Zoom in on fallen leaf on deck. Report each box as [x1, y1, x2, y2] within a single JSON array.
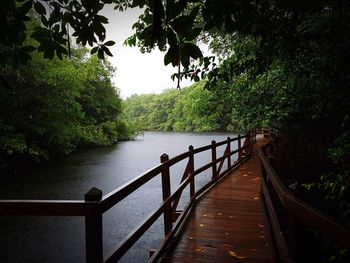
[[252, 177, 260, 181], [195, 247, 206, 253], [228, 250, 246, 259], [251, 248, 258, 252], [217, 212, 223, 215], [253, 197, 259, 200], [258, 224, 264, 228], [199, 224, 204, 227], [202, 214, 207, 217], [242, 174, 248, 177]]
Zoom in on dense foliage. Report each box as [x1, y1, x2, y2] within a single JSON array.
[[200, 3, 350, 221], [0, 47, 137, 172], [123, 81, 233, 132]]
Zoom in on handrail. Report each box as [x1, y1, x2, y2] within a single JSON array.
[[100, 164, 164, 212], [0, 132, 255, 263], [259, 143, 350, 254], [260, 176, 293, 263], [0, 200, 91, 216]]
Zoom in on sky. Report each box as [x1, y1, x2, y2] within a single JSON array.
[[101, 7, 194, 98]]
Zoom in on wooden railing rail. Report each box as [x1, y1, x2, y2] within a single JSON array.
[[259, 142, 350, 262], [0, 200, 90, 216], [0, 132, 255, 263]]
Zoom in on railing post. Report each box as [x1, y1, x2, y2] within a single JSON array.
[[227, 137, 231, 169], [189, 145, 195, 198], [211, 140, 217, 180], [253, 129, 257, 142], [84, 187, 103, 263], [247, 131, 251, 153], [161, 153, 172, 237], [238, 134, 242, 160]]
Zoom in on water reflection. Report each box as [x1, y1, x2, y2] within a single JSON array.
[[0, 132, 237, 263]]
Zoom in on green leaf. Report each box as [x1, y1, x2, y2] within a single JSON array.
[[104, 40, 115, 46], [168, 0, 187, 19], [57, 44, 68, 55], [188, 6, 200, 20], [139, 25, 152, 41], [91, 46, 98, 54], [184, 27, 202, 41], [164, 45, 179, 66], [124, 35, 136, 47], [56, 49, 63, 60], [102, 45, 113, 57], [166, 28, 177, 46], [170, 15, 192, 36], [43, 48, 54, 60], [96, 15, 108, 24], [41, 15, 49, 27], [184, 43, 202, 59], [34, 1, 46, 15], [130, 0, 145, 8], [180, 47, 190, 68], [31, 27, 51, 42], [97, 48, 104, 59]]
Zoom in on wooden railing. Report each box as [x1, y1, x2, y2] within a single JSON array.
[[262, 128, 276, 140], [259, 142, 350, 263], [0, 132, 255, 263]]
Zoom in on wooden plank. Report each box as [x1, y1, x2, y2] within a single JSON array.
[[163, 135, 273, 263]]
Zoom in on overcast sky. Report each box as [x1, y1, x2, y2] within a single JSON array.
[[101, 7, 194, 98]]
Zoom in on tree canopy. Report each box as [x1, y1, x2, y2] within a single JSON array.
[[1, 1, 350, 260], [1, 43, 138, 172], [123, 81, 233, 132]]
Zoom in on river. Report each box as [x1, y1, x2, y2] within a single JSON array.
[[0, 131, 238, 263]]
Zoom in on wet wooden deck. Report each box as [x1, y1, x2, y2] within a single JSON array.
[[163, 135, 273, 263]]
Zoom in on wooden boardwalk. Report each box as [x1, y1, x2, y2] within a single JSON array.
[[163, 135, 273, 263]]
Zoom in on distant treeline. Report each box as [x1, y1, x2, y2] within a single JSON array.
[[0, 47, 138, 171], [123, 81, 234, 132]]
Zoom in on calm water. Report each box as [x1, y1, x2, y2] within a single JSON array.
[[0, 132, 238, 263]]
